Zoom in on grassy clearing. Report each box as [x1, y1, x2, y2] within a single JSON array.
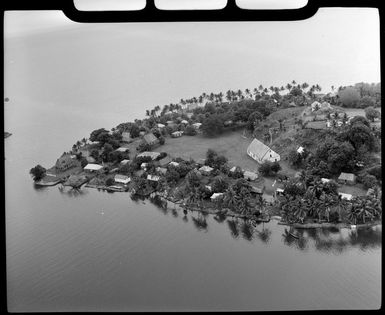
[[156, 130, 298, 198], [338, 183, 367, 196], [267, 106, 304, 122], [156, 131, 263, 173], [332, 106, 382, 118]]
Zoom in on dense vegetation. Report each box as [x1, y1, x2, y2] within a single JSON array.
[[279, 174, 382, 225]]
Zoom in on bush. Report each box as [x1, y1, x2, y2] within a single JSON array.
[[165, 168, 180, 185], [361, 174, 377, 189], [184, 125, 197, 136], [29, 164, 46, 181], [364, 106, 380, 122], [211, 176, 229, 193], [366, 164, 382, 180], [105, 177, 115, 186], [156, 152, 167, 160], [359, 96, 376, 108], [338, 87, 360, 107], [231, 166, 244, 179], [258, 161, 281, 177], [159, 136, 165, 145], [270, 161, 281, 173], [137, 142, 151, 152], [80, 157, 88, 168]]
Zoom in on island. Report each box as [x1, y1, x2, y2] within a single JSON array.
[[29, 81, 382, 228]]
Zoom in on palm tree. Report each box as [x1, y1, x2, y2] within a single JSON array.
[[346, 203, 358, 225], [294, 204, 307, 223], [286, 83, 292, 91], [224, 187, 238, 211], [308, 180, 324, 199], [334, 194, 347, 221], [292, 80, 297, 85], [301, 82, 309, 90]]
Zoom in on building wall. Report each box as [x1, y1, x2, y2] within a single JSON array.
[[247, 148, 280, 163], [262, 149, 280, 163]]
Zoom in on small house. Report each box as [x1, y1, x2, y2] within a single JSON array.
[[137, 151, 161, 160], [186, 113, 193, 119], [120, 159, 130, 165], [247, 138, 280, 163], [297, 146, 304, 154], [169, 161, 180, 167], [157, 123, 165, 129], [55, 154, 76, 171], [275, 188, 285, 198], [199, 165, 214, 175], [192, 122, 202, 129], [158, 155, 172, 167], [166, 121, 176, 128], [156, 167, 167, 175], [321, 178, 330, 184], [180, 120, 189, 124], [243, 170, 258, 181], [326, 121, 331, 128], [171, 131, 183, 138], [366, 188, 374, 196], [210, 193, 224, 201], [294, 171, 302, 178], [205, 185, 212, 191], [320, 101, 332, 110], [224, 120, 233, 126], [147, 174, 160, 182], [84, 163, 103, 172], [304, 121, 327, 130], [141, 162, 148, 169], [143, 132, 159, 146], [116, 147, 129, 153], [197, 158, 206, 166], [139, 131, 146, 136], [187, 103, 198, 111], [338, 172, 356, 185], [121, 131, 131, 142], [229, 166, 237, 173], [250, 185, 265, 195], [310, 101, 322, 112], [338, 192, 353, 201], [114, 174, 131, 185]]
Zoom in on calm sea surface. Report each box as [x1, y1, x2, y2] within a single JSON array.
[[4, 24, 381, 311]]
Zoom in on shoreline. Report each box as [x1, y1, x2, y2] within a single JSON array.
[[277, 220, 382, 229]]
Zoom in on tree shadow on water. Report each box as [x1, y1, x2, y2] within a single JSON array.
[[227, 219, 239, 239], [213, 212, 227, 224], [240, 220, 254, 241], [191, 214, 208, 232]]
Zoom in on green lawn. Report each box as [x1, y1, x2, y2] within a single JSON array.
[[332, 106, 382, 118], [337, 183, 367, 196], [156, 131, 263, 173]]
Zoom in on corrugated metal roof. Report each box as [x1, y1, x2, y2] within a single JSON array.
[[247, 138, 274, 161], [338, 172, 356, 181], [84, 164, 103, 170], [143, 133, 158, 144]]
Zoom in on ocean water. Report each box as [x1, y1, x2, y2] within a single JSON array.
[[4, 23, 381, 312]]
